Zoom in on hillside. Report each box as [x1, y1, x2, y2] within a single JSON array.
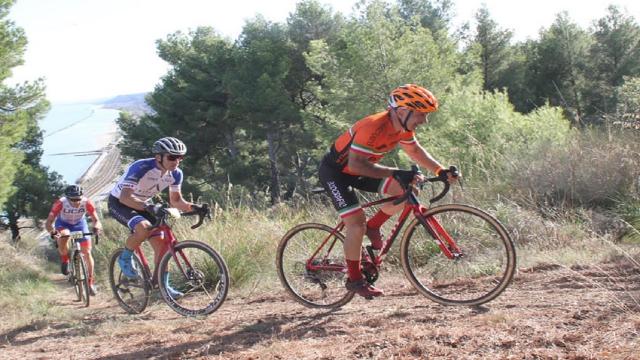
[[1, 260, 638, 359], [101, 93, 153, 117]]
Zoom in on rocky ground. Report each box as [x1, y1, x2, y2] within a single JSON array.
[[1, 260, 639, 359]]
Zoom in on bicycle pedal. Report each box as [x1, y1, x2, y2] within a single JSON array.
[[364, 295, 374, 300]]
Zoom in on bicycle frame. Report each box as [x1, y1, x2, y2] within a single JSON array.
[[279, 166, 517, 308], [59, 231, 94, 306], [110, 202, 229, 316], [62, 232, 93, 263], [306, 181, 463, 274], [66, 237, 84, 256], [133, 217, 199, 286]]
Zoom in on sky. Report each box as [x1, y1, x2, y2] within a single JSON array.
[[7, 0, 640, 104]]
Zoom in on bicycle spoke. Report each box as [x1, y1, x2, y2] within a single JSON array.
[[71, 265, 81, 302], [277, 223, 354, 308], [159, 241, 229, 317], [75, 253, 90, 307], [109, 248, 151, 314], [402, 204, 516, 306]]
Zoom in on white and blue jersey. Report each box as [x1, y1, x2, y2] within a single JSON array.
[[49, 197, 97, 242], [108, 158, 183, 231], [110, 158, 183, 201]]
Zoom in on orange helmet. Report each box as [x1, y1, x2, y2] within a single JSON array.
[[388, 84, 438, 113]]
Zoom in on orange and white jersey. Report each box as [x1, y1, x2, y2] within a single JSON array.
[[49, 197, 97, 225], [325, 111, 417, 175]]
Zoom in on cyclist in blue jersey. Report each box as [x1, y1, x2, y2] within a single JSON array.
[[108, 137, 206, 299]]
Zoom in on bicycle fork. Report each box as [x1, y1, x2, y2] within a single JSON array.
[[416, 208, 463, 260], [72, 242, 85, 281], [160, 231, 198, 284]]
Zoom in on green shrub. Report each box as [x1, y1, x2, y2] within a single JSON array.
[[614, 199, 640, 244], [421, 88, 571, 179]]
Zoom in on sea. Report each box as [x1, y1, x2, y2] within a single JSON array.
[[39, 103, 120, 184]]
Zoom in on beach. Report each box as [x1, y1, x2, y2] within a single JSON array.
[[40, 103, 121, 184], [76, 133, 124, 202]]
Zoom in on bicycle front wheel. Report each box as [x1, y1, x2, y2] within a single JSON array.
[[69, 254, 81, 302], [158, 241, 229, 317], [400, 204, 516, 306], [276, 223, 354, 309], [108, 248, 152, 314], [74, 252, 90, 307]]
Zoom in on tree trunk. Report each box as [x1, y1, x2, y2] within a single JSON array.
[[7, 213, 21, 242], [266, 131, 281, 204], [283, 181, 296, 200], [225, 131, 239, 159], [570, 84, 584, 127], [294, 151, 310, 194]]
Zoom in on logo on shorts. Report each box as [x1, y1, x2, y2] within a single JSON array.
[[327, 181, 347, 208]]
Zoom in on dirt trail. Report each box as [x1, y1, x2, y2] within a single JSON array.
[[1, 261, 639, 359]]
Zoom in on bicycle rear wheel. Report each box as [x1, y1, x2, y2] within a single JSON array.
[[108, 248, 152, 314], [400, 204, 516, 306], [74, 252, 90, 307], [158, 241, 229, 317], [276, 223, 354, 309]]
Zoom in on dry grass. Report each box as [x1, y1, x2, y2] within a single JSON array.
[[91, 179, 638, 299], [504, 129, 640, 209], [0, 235, 66, 333], [94, 200, 339, 295]]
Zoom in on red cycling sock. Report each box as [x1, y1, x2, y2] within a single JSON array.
[[367, 210, 392, 229], [346, 259, 363, 281], [61, 254, 69, 263]]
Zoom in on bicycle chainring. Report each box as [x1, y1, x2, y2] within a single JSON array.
[[361, 260, 379, 284]]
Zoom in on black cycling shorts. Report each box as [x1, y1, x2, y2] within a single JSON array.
[[108, 195, 156, 231], [318, 158, 393, 218]]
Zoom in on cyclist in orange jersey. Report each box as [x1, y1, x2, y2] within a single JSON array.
[[318, 84, 459, 298]]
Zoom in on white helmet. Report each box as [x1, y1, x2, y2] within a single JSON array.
[[152, 137, 187, 155]]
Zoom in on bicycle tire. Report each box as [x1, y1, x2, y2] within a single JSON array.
[[74, 252, 90, 307], [108, 248, 152, 314], [157, 241, 229, 317], [69, 254, 81, 302], [400, 204, 516, 306], [276, 223, 355, 309]]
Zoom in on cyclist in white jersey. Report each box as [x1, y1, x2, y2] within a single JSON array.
[[45, 185, 102, 295], [108, 137, 206, 299]]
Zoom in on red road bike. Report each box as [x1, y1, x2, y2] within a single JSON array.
[[277, 166, 516, 308], [108, 204, 229, 317]]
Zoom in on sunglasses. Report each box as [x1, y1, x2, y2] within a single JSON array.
[[69, 198, 82, 202], [166, 155, 184, 161]]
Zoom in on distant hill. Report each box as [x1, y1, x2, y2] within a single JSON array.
[[101, 93, 153, 117]]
